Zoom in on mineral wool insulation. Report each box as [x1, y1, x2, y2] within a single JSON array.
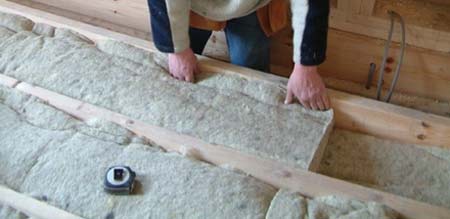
[[321, 129, 450, 209], [0, 12, 333, 170], [0, 12, 401, 219], [0, 86, 277, 218], [0, 85, 397, 219]]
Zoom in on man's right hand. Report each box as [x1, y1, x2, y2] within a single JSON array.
[[168, 48, 199, 82]]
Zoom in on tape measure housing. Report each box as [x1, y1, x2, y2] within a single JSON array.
[[104, 166, 136, 195]]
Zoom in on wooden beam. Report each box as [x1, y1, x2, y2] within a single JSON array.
[[337, 0, 351, 12], [323, 29, 450, 102], [427, 0, 450, 5], [1, 74, 449, 219], [0, 185, 84, 219], [330, 9, 450, 53], [1, 0, 450, 149], [330, 89, 450, 148], [360, 0, 376, 16], [337, 0, 369, 16], [270, 27, 450, 102], [25, 0, 149, 31]]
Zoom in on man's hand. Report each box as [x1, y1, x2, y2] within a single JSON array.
[[285, 64, 330, 110], [168, 48, 199, 82]]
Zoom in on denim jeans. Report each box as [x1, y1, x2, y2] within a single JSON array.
[[189, 12, 270, 72]]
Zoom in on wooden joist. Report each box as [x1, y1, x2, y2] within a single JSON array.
[[330, 89, 450, 148], [337, 0, 375, 15], [0, 185, 84, 219], [27, 0, 149, 31], [331, 0, 450, 53], [427, 0, 450, 5], [360, 0, 376, 16], [323, 29, 450, 102], [270, 27, 450, 103], [330, 11, 450, 53], [1, 73, 450, 219]]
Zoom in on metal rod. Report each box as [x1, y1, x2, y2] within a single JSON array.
[[376, 10, 406, 103], [376, 11, 395, 100], [385, 11, 406, 102], [366, 63, 376, 89]]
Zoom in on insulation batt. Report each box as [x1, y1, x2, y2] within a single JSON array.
[[0, 86, 277, 218], [0, 12, 398, 219], [320, 129, 450, 209], [0, 12, 333, 170], [0, 83, 396, 219]]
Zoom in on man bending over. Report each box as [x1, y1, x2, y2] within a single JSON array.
[[147, 0, 330, 110]]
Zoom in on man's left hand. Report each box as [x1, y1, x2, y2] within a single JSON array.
[[285, 64, 330, 110]]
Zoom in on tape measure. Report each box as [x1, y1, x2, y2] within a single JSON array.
[[104, 165, 136, 195]]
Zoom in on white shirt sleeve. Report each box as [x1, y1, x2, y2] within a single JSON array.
[[165, 0, 191, 53]]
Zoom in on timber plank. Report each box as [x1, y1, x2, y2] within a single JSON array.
[[0, 185, 85, 219], [330, 9, 450, 53], [330, 89, 450, 148], [28, 0, 149, 31]]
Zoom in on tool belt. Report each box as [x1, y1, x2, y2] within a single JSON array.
[[189, 0, 289, 37]]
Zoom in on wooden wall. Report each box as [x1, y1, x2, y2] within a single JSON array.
[[8, 0, 450, 102]]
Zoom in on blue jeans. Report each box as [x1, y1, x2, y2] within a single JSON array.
[[189, 12, 270, 72]]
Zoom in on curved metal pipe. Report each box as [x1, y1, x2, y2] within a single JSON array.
[[376, 10, 406, 102], [385, 11, 406, 102], [376, 11, 395, 100]]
